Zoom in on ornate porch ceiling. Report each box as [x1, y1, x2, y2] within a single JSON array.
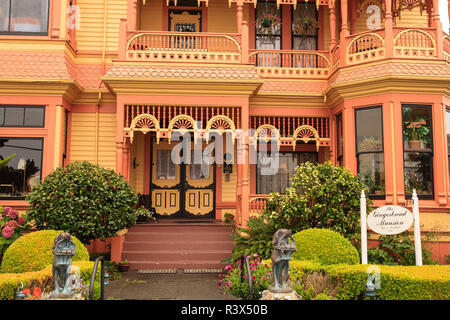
[[102, 64, 263, 96]]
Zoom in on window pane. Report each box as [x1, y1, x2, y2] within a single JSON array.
[[10, 0, 48, 33], [24, 107, 44, 127], [0, 138, 43, 198], [0, 107, 4, 125], [257, 152, 317, 194], [4, 107, 24, 126], [255, 2, 281, 36], [336, 113, 343, 162], [0, 0, 10, 32], [292, 37, 317, 50], [156, 150, 176, 180], [356, 107, 383, 153], [402, 105, 432, 151], [292, 2, 318, 37], [404, 152, 433, 196], [447, 109, 450, 179], [358, 153, 385, 195]]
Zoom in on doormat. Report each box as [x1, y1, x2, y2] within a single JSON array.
[[183, 269, 223, 274], [137, 269, 177, 274], [174, 220, 214, 224]]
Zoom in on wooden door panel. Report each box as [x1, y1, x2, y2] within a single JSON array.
[[152, 190, 180, 216], [185, 190, 214, 216]]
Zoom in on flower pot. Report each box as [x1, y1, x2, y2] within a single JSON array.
[[408, 140, 422, 150], [118, 264, 129, 272]]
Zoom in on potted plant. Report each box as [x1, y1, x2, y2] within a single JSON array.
[[119, 259, 129, 272], [403, 108, 431, 150], [223, 212, 234, 223], [135, 206, 157, 224], [293, 15, 319, 36], [255, 11, 282, 39]]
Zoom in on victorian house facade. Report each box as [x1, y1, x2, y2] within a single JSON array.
[[0, 0, 448, 266]]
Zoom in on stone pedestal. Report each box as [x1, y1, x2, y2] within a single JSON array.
[[260, 288, 302, 300]]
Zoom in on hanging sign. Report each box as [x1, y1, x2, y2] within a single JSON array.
[[367, 205, 413, 235]]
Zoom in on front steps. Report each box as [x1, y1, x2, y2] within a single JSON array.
[[122, 220, 235, 271]]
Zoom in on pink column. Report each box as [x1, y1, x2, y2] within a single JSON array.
[[432, 0, 443, 58], [236, 0, 244, 34], [329, 1, 337, 49], [339, 0, 349, 67], [384, 0, 394, 58], [127, 0, 138, 30]]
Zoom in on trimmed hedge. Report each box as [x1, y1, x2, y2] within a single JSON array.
[[288, 260, 450, 300], [0, 260, 98, 300], [0, 230, 89, 274], [292, 228, 360, 265]]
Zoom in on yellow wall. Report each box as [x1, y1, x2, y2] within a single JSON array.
[[354, 2, 386, 34], [70, 112, 116, 170], [129, 133, 145, 193], [208, 0, 238, 33], [139, 0, 164, 31], [395, 6, 429, 28], [76, 0, 127, 52]]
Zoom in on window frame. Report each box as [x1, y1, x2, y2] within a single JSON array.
[[336, 113, 343, 166], [254, 1, 283, 50], [0, 105, 45, 128], [354, 105, 385, 200], [0, 0, 50, 36], [291, 2, 318, 51], [0, 136, 44, 200], [255, 150, 318, 195], [401, 104, 434, 200]]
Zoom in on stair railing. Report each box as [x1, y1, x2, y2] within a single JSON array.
[[240, 254, 254, 300], [89, 256, 106, 300]]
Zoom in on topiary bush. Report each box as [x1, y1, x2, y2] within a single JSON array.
[[0, 230, 89, 274], [26, 161, 139, 244], [292, 228, 360, 265]]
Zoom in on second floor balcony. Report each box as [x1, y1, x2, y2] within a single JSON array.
[[116, 0, 449, 80]]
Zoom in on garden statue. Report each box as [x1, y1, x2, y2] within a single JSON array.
[[50, 232, 77, 299], [261, 229, 301, 300]]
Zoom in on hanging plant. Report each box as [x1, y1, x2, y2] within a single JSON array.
[[293, 15, 319, 36], [255, 10, 282, 39]]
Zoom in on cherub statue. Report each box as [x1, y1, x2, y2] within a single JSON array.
[[51, 232, 77, 298], [270, 229, 297, 291]]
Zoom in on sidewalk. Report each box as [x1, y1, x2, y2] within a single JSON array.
[[104, 270, 239, 300]]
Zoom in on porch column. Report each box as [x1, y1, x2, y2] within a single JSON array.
[[127, 0, 138, 30], [431, 0, 443, 59], [329, 1, 337, 49], [240, 100, 250, 228], [384, 0, 394, 58], [123, 141, 131, 182], [339, 0, 349, 66], [116, 102, 125, 176], [236, 0, 244, 34]]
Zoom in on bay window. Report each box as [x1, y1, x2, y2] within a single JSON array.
[[0, 0, 49, 34], [257, 151, 317, 194], [402, 105, 433, 198], [0, 138, 43, 199], [355, 106, 385, 198]]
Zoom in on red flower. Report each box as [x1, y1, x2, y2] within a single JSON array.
[[1, 226, 14, 239], [8, 209, 18, 219], [23, 289, 31, 296], [17, 216, 26, 225], [1, 207, 11, 216], [32, 288, 42, 297], [6, 220, 18, 229]]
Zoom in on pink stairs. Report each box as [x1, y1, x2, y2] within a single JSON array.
[[122, 220, 235, 271]]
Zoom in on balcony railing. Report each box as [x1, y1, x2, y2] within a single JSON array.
[[393, 27, 436, 58], [125, 31, 242, 63], [249, 194, 270, 216], [248, 50, 330, 79], [346, 29, 385, 65]]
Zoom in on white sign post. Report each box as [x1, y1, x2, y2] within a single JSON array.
[[361, 190, 368, 265], [412, 190, 423, 266], [360, 189, 422, 265]]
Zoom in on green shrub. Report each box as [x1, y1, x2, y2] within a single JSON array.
[[264, 161, 370, 239], [292, 228, 360, 265], [0, 230, 89, 274], [231, 162, 369, 261], [0, 260, 98, 300], [288, 260, 450, 300], [26, 161, 139, 244]]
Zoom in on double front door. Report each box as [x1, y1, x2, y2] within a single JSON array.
[[151, 140, 215, 219]]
